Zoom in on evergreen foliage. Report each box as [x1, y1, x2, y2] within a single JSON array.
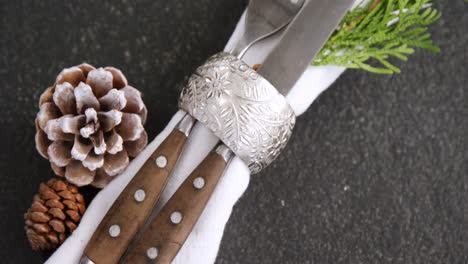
[[313, 0, 441, 74]]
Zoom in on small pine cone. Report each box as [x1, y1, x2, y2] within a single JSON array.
[[35, 63, 148, 188], [24, 179, 86, 251]]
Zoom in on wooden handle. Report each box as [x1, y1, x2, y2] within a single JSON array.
[[83, 128, 188, 264], [123, 145, 232, 264]]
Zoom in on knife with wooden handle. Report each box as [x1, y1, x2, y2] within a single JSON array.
[[123, 145, 232, 263], [123, 0, 355, 263], [80, 114, 194, 264]]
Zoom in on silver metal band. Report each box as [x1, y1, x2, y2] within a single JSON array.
[[179, 52, 295, 173], [79, 255, 96, 264], [215, 144, 234, 163], [176, 112, 196, 137]]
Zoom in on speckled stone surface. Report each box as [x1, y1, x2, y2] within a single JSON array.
[[1, 1, 466, 263]]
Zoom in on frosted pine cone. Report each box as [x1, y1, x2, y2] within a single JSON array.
[[24, 179, 86, 251], [35, 63, 148, 188]]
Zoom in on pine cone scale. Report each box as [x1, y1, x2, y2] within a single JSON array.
[[86, 68, 113, 97], [39, 86, 55, 107], [47, 232, 59, 244], [74, 82, 100, 114], [63, 200, 78, 211], [124, 130, 148, 158], [83, 153, 104, 171], [47, 141, 73, 168], [35, 129, 51, 159], [33, 223, 50, 234], [65, 160, 95, 187], [37, 102, 61, 130], [31, 201, 48, 212], [44, 119, 74, 141], [99, 110, 123, 132], [105, 129, 124, 154], [121, 86, 145, 113], [104, 67, 128, 89], [89, 130, 106, 155], [39, 184, 60, 200], [99, 89, 127, 111], [58, 190, 74, 200], [51, 163, 65, 177], [102, 150, 129, 176], [71, 135, 93, 161], [65, 221, 77, 233], [116, 113, 144, 141], [49, 219, 66, 233], [66, 210, 81, 222], [30, 211, 51, 222], [56, 67, 86, 87], [45, 199, 64, 209], [60, 115, 86, 135], [49, 207, 66, 220], [53, 82, 77, 115]]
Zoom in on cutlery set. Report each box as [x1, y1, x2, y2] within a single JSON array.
[[80, 1, 354, 263]]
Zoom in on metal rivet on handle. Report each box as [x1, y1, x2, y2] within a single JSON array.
[[134, 189, 146, 202], [193, 177, 205, 190], [108, 225, 120, 238], [146, 247, 158, 260], [170, 211, 183, 224], [155, 155, 167, 168]]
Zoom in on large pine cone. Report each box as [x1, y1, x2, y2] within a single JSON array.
[[35, 63, 148, 188], [24, 179, 86, 251]]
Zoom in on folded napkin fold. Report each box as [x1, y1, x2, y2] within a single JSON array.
[[46, 5, 352, 264]]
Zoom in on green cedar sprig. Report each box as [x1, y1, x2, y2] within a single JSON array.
[[312, 0, 441, 74]]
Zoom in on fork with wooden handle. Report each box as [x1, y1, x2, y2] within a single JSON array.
[[81, 114, 194, 264]]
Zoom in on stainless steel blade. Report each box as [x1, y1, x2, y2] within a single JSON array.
[[257, 0, 354, 96]]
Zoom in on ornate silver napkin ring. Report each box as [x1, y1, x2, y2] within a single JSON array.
[[179, 52, 295, 173]]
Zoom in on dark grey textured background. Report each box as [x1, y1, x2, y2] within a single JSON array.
[[1, 1, 466, 263]]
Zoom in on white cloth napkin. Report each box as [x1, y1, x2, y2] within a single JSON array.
[[46, 4, 356, 263]]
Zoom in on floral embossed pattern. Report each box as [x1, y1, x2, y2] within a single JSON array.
[[179, 53, 295, 173]]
